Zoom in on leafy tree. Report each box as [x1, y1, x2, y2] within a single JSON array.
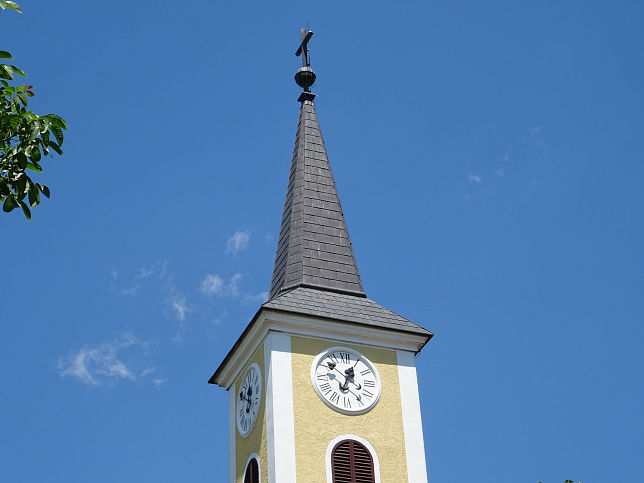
[[1, 1, 67, 219]]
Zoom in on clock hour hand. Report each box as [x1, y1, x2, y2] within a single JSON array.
[[327, 363, 362, 391], [342, 366, 362, 390]]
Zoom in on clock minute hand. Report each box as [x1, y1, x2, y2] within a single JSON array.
[[328, 364, 362, 390], [342, 366, 362, 390]]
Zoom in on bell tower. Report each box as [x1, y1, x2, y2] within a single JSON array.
[[209, 29, 433, 483]]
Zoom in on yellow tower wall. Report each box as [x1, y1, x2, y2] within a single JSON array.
[[290, 336, 409, 482]]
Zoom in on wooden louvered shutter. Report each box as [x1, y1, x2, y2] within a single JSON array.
[[331, 439, 375, 483], [244, 457, 259, 483]]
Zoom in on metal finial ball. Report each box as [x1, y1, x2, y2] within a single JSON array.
[[295, 67, 316, 89]]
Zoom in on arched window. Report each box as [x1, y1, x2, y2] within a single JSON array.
[[243, 456, 259, 483], [331, 439, 375, 483]]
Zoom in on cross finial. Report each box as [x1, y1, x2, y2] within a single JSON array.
[[294, 28, 316, 99], [295, 28, 314, 67]]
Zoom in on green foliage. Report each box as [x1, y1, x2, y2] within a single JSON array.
[[1, 0, 66, 219], [0, 1, 21, 14], [0, 51, 66, 219]]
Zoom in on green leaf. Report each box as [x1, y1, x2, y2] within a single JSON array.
[[37, 184, 50, 198], [19, 200, 31, 220], [51, 125, 64, 145], [2, 195, 17, 212], [16, 152, 28, 169], [26, 161, 42, 173], [0, 64, 14, 80], [28, 182, 39, 207], [0, 1, 22, 13], [9, 64, 25, 77], [28, 146, 41, 162], [45, 114, 67, 129], [47, 141, 62, 155], [0, 51, 12, 59], [17, 90, 27, 106]]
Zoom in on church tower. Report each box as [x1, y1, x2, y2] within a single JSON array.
[[209, 30, 433, 483]]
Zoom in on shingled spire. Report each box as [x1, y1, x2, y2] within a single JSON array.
[[269, 31, 365, 300]]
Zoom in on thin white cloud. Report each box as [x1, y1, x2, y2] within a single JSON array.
[[113, 260, 169, 296], [169, 293, 189, 321], [200, 273, 244, 297], [120, 285, 139, 296], [529, 125, 548, 154], [245, 291, 269, 303], [226, 231, 250, 255], [493, 168, 505, 176], [200, 274, 224, 296], [57, 332, 154, 386], [134, 267, 155, 280], [152, 378, 167, 389], [228, 273, 243, 297], [469, 174, 482, 184]]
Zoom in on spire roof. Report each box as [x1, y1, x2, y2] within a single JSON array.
[[269, 96, 365, 300]]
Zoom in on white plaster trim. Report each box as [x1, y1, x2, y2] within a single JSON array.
[[264, 341, 274, 483], [215, 310, 428, 389], [397, 350, 428, 483], [242, 453, 262, 483], [264, 333, 296, 483], [325, 434, 381, 483], [228, 382, 236, 483]]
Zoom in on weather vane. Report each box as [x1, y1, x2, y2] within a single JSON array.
[[294, 28, 316, 95]]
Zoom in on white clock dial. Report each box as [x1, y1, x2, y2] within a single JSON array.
[[236, 363, 262, 437], [311, 347, 381, 415]]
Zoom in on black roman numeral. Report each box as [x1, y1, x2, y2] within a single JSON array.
[[363, 389, 374, 399], [329, 391, 339, 404], [360, 369, 371, 376], [363, 379, 375, 388], [339, 352, 350, 364], [328, 353, 339, 363], [320, 383, 332, 395], [317, 373, 328, 381], [343, 397, 351, 409]]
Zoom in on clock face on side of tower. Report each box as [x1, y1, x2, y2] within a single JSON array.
[[311, 347, 382, 415], [236, 363, 262, 437]]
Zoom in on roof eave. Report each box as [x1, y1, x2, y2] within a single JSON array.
[[209, 303, 433, 388]]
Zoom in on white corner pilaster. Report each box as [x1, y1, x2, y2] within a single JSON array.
[[228, 382, 237, 483], [264, 332, 296, 483], [397, 350, 428, 483]]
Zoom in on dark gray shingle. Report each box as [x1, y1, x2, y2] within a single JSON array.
[[269, 99, 365, 299], [263, 287, 432, 337]]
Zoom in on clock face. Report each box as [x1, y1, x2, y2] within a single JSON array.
[[311, 347, 381, 415], [236, 363, 262, 437]]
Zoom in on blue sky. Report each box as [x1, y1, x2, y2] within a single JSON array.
[[2, 1, 643, 482]]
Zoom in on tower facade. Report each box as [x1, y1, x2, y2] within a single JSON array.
[[209, 30, 433, 483]]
